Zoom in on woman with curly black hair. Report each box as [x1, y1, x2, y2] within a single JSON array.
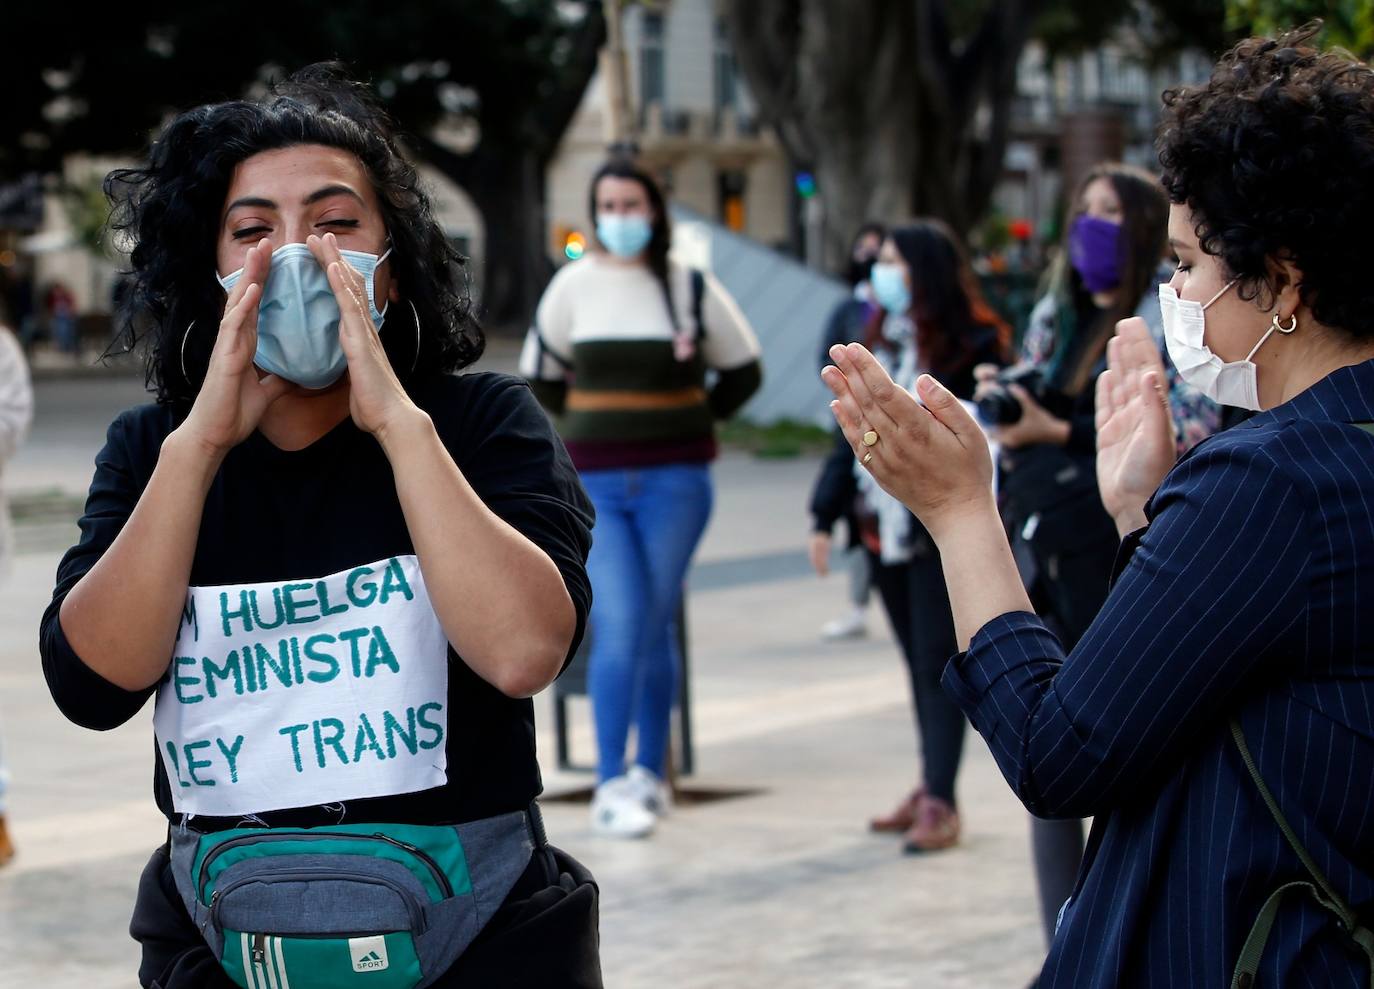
[[39, 65, 601, 989], [822, 24, 1374, 987], [978, 161, 1221, 954]]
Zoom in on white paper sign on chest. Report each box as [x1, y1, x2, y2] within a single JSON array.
[[152, 555, 450, 817]]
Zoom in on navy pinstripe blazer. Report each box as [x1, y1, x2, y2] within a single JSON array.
[[944, 359, 1374, 987]]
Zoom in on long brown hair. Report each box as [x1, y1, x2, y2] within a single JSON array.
[[1056, 162, 1169, 394], [865, 219, 1009, 381]]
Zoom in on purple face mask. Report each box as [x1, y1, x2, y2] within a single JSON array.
[[1069, 214, 1123, 294]]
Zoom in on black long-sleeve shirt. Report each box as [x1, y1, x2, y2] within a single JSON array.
[[40, 372, 593, 832]]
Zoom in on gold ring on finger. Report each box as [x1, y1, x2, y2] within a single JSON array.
[[862, 451, 874, 465], [862, 430, 879, 447]]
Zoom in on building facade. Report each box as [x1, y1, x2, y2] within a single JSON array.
[[990, 39, 1215, 248], [545, 0, 792, 263]]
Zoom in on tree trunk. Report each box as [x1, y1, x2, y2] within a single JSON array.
[[407, 3, 605, 331], [469, 150, 548, 330], [410, 134, 549, 330], [728, 0, 1041, 269], [729, 0, 918, 274]]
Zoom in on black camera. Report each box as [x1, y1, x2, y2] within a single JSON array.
[[976, 366, 1045, 425]]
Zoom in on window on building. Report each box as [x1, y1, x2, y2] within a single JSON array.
[[714, 18, 738, 112], [718, 170, 747, 232], [640, 11, 665, 108], [1098, 48, 1147, 103]]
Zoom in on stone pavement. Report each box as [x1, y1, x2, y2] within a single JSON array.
[[0, 370, 1046, 988]]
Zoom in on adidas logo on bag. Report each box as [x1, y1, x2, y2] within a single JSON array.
[[349, 936, 391, 973]]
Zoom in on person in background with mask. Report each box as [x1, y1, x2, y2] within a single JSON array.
[[521, 157, 761, 840], [811, 222, 885, 641], [818, 221, 1006, 852], [973, 162, 1219, 952], [824, 26, 1374, 985], [41, 66, 602, 988]]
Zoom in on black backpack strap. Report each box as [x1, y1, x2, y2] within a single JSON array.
[[659, 268, 707, 337], [533, 326, 571, 372], [1229, 719, 1374, 987], [690, 269, 706, 341]]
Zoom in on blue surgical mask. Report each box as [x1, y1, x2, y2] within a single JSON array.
[[217, 242, 392, 390], [870, 262, 911, 315], [596, 214, 654, 258]]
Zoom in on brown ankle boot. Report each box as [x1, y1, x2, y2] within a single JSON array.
[[870, 786, 925, 833], [0, 815, 14, 867], [902, 795, 960, 852]]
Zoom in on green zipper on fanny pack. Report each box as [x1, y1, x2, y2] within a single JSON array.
[[194, 823, 470, 906]]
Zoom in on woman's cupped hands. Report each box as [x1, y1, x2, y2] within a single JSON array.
[[821, 343, 995, 541]]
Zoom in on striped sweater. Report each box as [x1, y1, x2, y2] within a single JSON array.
[[519, 253, 762, 470]]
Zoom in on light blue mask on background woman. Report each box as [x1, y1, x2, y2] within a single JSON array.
[[870, 262, 912, 315], [217, 242, 391, 390], [596, 214, 654, 258]]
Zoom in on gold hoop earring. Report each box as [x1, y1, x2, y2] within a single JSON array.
[[1272, 312, 1298, 334]]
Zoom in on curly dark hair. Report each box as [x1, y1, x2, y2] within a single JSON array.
[[105, 63, 483, 406], [1157, 23, 1374, 340]]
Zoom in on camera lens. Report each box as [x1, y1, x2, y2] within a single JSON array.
[[976, 388, 1024, 425]]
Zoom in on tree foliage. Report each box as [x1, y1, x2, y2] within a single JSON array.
[[1226, 0, 1374, 56], [1, 1, 606, 324], [726, 0, 1233, 272]]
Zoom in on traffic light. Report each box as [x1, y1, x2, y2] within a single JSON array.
[[564, 230, 587, 260], [555, 226, 588, 261]]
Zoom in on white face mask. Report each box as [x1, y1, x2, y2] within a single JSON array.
[[1158, 280, 1288, 410]]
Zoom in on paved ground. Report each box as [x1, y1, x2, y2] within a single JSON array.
[[0, 364, 1046, 988]]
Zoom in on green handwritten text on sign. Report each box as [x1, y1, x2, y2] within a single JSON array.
[[153, 556, 450, 816]]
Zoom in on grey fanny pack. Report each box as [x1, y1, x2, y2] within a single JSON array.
[[167, 809, 535, 989]]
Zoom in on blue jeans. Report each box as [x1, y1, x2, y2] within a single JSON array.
[[581, 463, 713, 783]]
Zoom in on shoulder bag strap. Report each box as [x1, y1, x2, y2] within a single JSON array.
[[690, 269, 706, 341], [1229, 719, 1374, 988]]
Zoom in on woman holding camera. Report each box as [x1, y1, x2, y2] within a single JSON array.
[[815, 220, 1006, 852], [826, 26, 1374, 984], [974, 162, 1219, 946]]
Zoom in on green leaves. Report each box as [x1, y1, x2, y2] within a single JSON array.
[[0, 1, 604, 180], [1226, 0, 1374, 57]]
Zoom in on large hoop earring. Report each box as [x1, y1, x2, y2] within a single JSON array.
[[180, 321, 195, 383], [407, 300, 421, 375], [1272, 312, 1298, 334]]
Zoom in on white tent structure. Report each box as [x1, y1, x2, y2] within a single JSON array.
[[671, 206, 848, 427]]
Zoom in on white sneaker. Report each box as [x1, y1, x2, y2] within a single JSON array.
[[590, 776, 657, 838], [627, 765, 674, 816], [821, 608, 868, 641]]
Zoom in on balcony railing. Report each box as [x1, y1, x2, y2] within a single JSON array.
[[640, 101, 763, 143]]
